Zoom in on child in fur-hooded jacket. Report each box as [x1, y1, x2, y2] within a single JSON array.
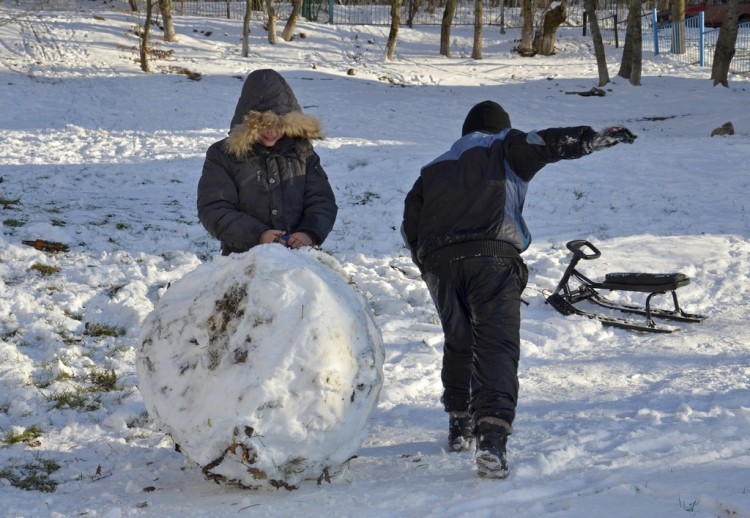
[[197, 69, 338, 255]]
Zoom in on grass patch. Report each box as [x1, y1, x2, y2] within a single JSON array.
[[0, 457, 61, 492], [54, 371, 73, 383], [63, 310, 83, 321], [164, 65, 202, 80], [84, 322, 126, 338], [4, 426, 43, 445], [88, 368, 118, 392], [30, 263, 60, 276], [22, 239, 69, 253], [3, 218, 26, 228], [0, 196, 20, 209], [32, 369, 73, 390], [58, 330, 81, 345], [46, 388, 102, 411]]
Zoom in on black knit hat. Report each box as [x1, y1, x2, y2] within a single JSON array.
[[461, 100, 512, 136]]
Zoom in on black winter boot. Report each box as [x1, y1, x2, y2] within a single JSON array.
[[448, 411, 474, 452], [474, 418, 511, 479]]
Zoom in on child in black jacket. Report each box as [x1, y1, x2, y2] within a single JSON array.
[[402, 100, 636, 479]]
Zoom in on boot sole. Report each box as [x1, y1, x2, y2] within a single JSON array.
[[476, 452, 509, 479]]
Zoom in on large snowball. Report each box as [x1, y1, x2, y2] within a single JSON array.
[[136, 246, 384, 489]]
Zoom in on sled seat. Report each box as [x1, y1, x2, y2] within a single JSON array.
[[601, 272, 690, 293]]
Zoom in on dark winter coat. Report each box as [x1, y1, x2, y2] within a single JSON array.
[[197, 69, 337, 255], [402, 126, 598, 270]]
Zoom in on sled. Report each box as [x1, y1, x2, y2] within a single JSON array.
[[546, 240, 707, 333]]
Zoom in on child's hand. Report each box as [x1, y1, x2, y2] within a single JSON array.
[[286, 232, 313, 249], [602, 126, 637, 144], [260, 229, 287, 244], [588, 126, 637, 152]]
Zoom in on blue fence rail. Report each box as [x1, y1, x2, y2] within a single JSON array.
[[595, 8, 750, 76]]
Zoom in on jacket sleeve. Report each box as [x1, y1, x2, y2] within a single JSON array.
[[502, 126, 598, 181], [197, 143, 268, 253], [402, 176, 424, 270], [295, 151, 338, 246]]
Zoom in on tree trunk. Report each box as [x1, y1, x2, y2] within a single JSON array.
[[711, 0, 739, 86], [617, 3, 637, 79], [407, 0, 422, 27], [140, 0, 153, 72], [518, 0, 534, 56], [282, 0, 303, 41], [159, 0, 176, 42], [628, 0, 642, 86], [266, 0, 277, 44], [128, 0, 138, 11], [440, 0, 458, 57], [670, 0, 685, 54], [584, 0, 610, 86], [498, 0, 506, 34], [386, 0, 402, 61], [242, 0, 252, 57], [471, 0, 483, 59], [533, 0, 566, 56]]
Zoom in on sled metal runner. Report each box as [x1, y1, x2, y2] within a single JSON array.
[[546, 240, 707, 333]]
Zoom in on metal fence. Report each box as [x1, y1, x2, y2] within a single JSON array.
[[168, 0, 586, 27], [595, 9, 750, 75], [9, 0, 748, 75], [173, 0, 748, 75]]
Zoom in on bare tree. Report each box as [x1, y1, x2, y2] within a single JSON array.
[[472, 0, 483, 59], [533, 0, 567, 56], [711, 0, 739, 86], [670, 0, 686, 53], [282, 0, 304, 41], [439, 0, 458, 57], [628, 0, 642, 86], [584, 0, 610, 86], [498, 0, 506, 34], [618, 10, 634, 78], [140, 0, 154, 72], [407, 0, 422, 27], [159, 0, 176, 42], [266, 0, 278, 44], [386, 0, 402, 61], [617, 0, 642, 85], [517, 0, 534, 56], [128, 0, 138, 11], [242, 0, 252, 57]]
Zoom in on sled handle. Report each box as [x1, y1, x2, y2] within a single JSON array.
[[566, 240, 601, 260]]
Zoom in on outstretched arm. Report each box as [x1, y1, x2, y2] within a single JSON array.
[[503, 126, 637, 180]]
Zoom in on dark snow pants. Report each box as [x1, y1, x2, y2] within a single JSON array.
[[423, 255, 528, 427]]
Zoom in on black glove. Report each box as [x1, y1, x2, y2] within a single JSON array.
[[588, 126, 637, 151]]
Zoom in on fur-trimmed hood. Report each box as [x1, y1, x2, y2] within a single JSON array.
[[224, 69, 323, 157], [225, 109, 323, 158]]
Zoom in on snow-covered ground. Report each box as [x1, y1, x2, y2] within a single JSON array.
[[1, 3, 749, 516]]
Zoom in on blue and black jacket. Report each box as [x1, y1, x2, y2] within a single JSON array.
[[402, 126, 598, 270]]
